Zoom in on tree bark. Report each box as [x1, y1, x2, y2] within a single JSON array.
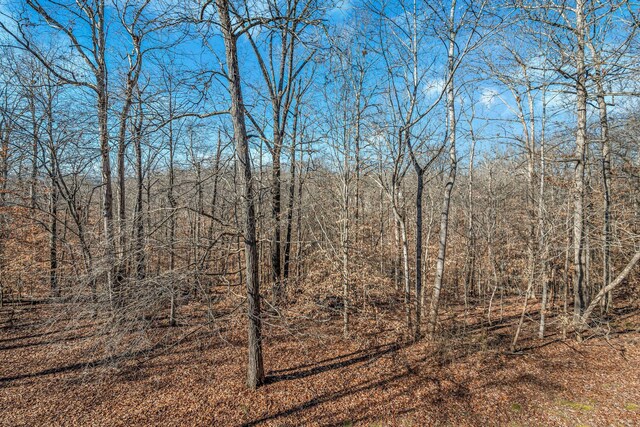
[[341, 112, 350, 337], [428, 3, 457, 337], [133, 98, 145, 281], [46, 91, 59, 297], [93, 0, 117, 307], [0, 117, 8, 306], [167, 87, 177, 327], [588, 54, 612, 313], [283, 97, 300, 292], [271, 136, 283, 303], [414, 168, 424, 340], [572, 0, 588, 320], [98, 77, 116, 306], [465, 124, 477, 299], [538, 86, 549, 338], [29, 96, 39, 212], [215, 0, 265, 389]]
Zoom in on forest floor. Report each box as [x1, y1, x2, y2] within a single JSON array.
[[1, 294, 640, 427]]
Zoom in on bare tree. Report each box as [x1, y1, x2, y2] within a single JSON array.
[[205, 0, 265, 389], [427, 0, 489, 337], [242, 0, 317, 305], [2, 0, 118, 304]]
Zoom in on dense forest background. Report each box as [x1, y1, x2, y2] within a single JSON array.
[[0, 0, 640, 424]]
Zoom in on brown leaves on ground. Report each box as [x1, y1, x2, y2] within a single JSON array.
[[1, 299, 639, 427]]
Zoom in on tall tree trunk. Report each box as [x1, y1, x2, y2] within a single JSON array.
[[538, 86, 549, 338], [116, 98, 132, 275], [572, 0, 588, 320], [420, 197, 435, 317], [0, 121, 8, 306], [465, 128, 476, 299], [133, 101, 145, 281], [341, 206, 349, 338], [414, 168, 424, 340], [512, 80, 537, 351], [271, 129, 283, 304], [392, 186, 411, 335], [400, 212, 411, 334], [282, 100, 300, 292], [98, 81, 116, 307], [93, 0, 116, 307], [0, 122, 7, 206], [168, 115, 177, 326], [428, 5, 457, 337], [207, 131, 223, 271], [562, 211, 571, 339], [526, 84, 536, 301], [29, 97, 39, 211], [215, 0, 265, 389], [116, 77, 137, 282], [46, 95, 59, 297], [195, 161, 204, 277], [591, 64, 612, 313], [354, 91, 362, 236], [341, 120, 350, 337], [295, 144, 305, 285]]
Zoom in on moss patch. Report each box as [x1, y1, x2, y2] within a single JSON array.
[[510, 403, 522, 412], [558, 399, 594, 411], [624, 403, 639, 411]]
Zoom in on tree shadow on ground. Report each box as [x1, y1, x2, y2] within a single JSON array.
[[0, 325, 210, 386], [244, 349, 568, 427], [265, 342, 402, 384], [243, 371, 412, 427]]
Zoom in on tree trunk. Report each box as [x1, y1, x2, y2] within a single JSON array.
[[354, 91, 362, 236], [400, 212, 411, 335], [29, 97, 39, 211], [295, 144, 305, 285], [283, 98, 300, 293], [391, 181, 411, 335], [526, 85, 536, 301], [341, 118, 350, 337], [116, 74, 138, 282], [465, 126, 477, 299], [428, 7, 457, 337], [538, 87, 548, 339], [116, 93, 133, 277], [579, 251, 640, 329], [592, 65, 612, 313], [414, 169, 424, 340], [206, 131, 223, 271], [271, 130, 283, 304], [168, 93, 177, 327], [572, 0, 588, 320], [90, 0, 117, 308], [133, 100, 145, 281], [215, 0, 265, 389], [0, 120, 8, 306], [98, 84, 116, 307], [46, 95, 59, 297]]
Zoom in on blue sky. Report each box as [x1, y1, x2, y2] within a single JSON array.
[[1, 0, 639, 176]]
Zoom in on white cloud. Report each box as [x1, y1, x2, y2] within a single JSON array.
[[480, 88, 499, 107], [422, 78, 445, 98]]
